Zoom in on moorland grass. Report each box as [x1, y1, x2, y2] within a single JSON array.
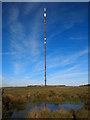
[[27, 107, 88, 118], [3, 86, 88, 104], [2, 86, 89, 118]]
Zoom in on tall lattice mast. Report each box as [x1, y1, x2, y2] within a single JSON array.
[[44, 8, 46, 86]]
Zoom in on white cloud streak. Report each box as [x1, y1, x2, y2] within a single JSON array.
[[46, 48, 88, 69], [70, 36, 87, 40], [3, 3, 88, 86], [31, 48, 88, 81], [14, 62, 26, 75], [60, 48, 88, 66], [47, 66, 88, 86], [2, 76, 43, 87], [7, 4, 43, 75]]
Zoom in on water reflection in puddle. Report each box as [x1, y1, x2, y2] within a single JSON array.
[[10, 102, 84, 118]]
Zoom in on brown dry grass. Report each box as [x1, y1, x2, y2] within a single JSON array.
[[27, 107, 51, 118], [6, 94, 26, 104]]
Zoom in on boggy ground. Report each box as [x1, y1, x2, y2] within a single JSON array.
[[27, 107, 88, 118], [2, 86, 89, 118]]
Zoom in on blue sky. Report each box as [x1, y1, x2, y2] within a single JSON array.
[[2, 2, 88, 86]]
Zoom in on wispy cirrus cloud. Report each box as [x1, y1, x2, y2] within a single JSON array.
[[46, 48, 88, 69], [0, 52, 16, 55], [9, 5, 42, 59], [3, 3, 88, 86], [14, 62, 27, 75], [32, 48, 88, 76], [60, 48, 88, 66], [6, 3, 88, 66], [7, 4, 43, 75], [2, 75, 43, 87], [70, 36, 87, 40], [46, 48, 88, 86], [47, 65, 88, 86]]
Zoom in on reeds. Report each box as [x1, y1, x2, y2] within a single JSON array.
[[27, 107, 88, 118], [6, 94, 26, 104], [27, 107, 51, 118]]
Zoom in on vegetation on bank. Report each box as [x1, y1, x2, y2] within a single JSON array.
[[27, 107, 88, 118], [3, 86, 88, 103], [2, 86, 89, 118], [2, 94, 26, 118]]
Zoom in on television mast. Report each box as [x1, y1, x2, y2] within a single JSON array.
[[44, 8, 46, 86]]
